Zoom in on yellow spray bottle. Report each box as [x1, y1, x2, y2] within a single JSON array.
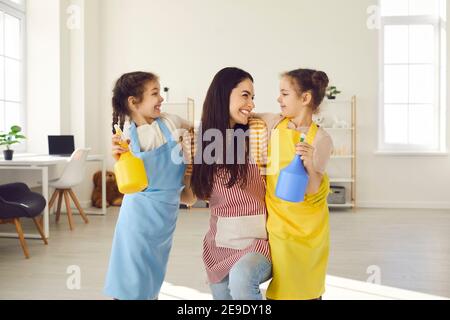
[[113, 124, 149, 194]]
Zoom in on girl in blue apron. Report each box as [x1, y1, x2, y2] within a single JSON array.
[[104, 72, 194, 300]]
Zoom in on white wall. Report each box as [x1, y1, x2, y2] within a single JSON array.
[[13, 0, 102, 206], [26, 0, 60, 153], [95, 0, 450, 209], [23, 0, 450, 209]]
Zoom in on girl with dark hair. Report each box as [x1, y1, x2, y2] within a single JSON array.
[[104, 71, 195, 300], [258, 68, 334, 300], [191, 67, 272, 300]]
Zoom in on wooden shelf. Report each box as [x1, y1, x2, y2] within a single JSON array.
[[330, 178, 355, 183], [331, 155, 354, 159], [324, 96, 357, 210], [325, 99, 353, 104], [323, 127, 355, 131]]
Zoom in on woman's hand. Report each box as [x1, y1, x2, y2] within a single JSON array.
[[180, 174, 197, 206], [295, 142, 315, 174], [112, 135, 130, 161]]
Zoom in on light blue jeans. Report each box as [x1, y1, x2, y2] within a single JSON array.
[[209, 253, 272, 300]]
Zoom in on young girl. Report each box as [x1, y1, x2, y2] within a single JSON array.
[[191, 67, 272, 300], [258, 69, 333, 300], [104, 71, 195, 300]]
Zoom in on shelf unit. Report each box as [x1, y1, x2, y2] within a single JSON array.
[[162, 98, 195, 125], [319, 96, 357, 209]]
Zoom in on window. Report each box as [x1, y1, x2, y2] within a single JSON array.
[[0, 0, 25, 138], [379, 0, 447, 153]]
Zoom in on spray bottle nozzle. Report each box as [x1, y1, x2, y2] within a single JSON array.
[[300, 133, 306, 143], [114, 124, 129, 149]]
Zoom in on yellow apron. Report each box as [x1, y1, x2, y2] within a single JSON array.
[[266, 118, 330, 300]]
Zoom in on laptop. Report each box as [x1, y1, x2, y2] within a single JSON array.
[[48, 136, 75, 157]]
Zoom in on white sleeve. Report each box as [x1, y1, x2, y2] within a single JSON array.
[[164, 113, 192, 130]]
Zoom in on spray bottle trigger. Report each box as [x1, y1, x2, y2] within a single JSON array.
[[114, 124, 129, 149]]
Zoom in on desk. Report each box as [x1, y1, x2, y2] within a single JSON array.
[[0, 154, 106, 239]]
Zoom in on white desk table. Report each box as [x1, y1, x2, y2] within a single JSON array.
[[0, 154, 106, 239]]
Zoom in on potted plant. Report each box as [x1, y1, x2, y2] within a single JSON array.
[[326, 86, 342, 100], [0, 125, 27, 161]]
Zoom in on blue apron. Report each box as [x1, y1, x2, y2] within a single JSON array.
[[104, 118, 186, 300]]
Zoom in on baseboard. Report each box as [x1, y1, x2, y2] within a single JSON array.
[[57, 200, 450, 211], [357, 201, 450, 210], [79, 200, 92, 209]]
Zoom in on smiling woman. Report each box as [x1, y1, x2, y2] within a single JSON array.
[[192, 67, 256, 200], [191, 67, 272, 301]]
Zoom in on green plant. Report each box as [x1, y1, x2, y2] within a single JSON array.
[[0, 125, 27, 150], [326, 86, 342, 99]]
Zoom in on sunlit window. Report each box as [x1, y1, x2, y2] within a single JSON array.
[[380, 0, 447, 152], [0, 0, 24, 134]]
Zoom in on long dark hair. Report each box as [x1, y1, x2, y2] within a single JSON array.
[[111, 71, 159, 134], [191, 67, 254, 200]]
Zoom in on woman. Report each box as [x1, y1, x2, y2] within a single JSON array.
[[191, 67, 272, 300]]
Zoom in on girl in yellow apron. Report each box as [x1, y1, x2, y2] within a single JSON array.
[[263, 68, 334, 300]]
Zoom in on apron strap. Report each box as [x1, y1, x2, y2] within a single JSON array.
[[156, 118, 175, 143], [279, 118, 319, 145], [305, 123, 319, 145]]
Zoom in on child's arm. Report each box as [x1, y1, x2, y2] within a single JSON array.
[[179, 127, 197, 206], [251, 112, 281, 129], [180, 174, 197, 206], [296, 134, 333, 195]]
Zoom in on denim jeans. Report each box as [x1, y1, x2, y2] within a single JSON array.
[[209, 253, 272, 300]]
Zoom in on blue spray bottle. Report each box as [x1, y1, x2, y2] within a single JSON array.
[[275, 133, 309, 203]]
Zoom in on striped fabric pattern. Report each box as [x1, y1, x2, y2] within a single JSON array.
[[200, 118, 271, 284]]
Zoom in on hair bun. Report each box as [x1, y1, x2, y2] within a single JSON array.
[[312, 71, 329, 90]]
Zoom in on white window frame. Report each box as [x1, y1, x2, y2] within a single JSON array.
[[0, 0, 26, 152], [378, 1, 447, 154]]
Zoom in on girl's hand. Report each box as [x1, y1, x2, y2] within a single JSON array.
[[296, 142, 315, 173], [112, 135, 130, 161]]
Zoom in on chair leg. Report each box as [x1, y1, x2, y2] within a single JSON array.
[[32, 217, 48, 245], [68, 189, 89, 224], [56, 190, 64, 223], [48, 189, 59, 212], [63, 190, 75, 231], [13, 218, 30, 259]]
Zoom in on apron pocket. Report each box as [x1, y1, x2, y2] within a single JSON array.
[[215, 214, 268, 250]]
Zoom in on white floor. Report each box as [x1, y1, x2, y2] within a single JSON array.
[[158, 276, 448, 300], [0, 207, 449, 300]]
